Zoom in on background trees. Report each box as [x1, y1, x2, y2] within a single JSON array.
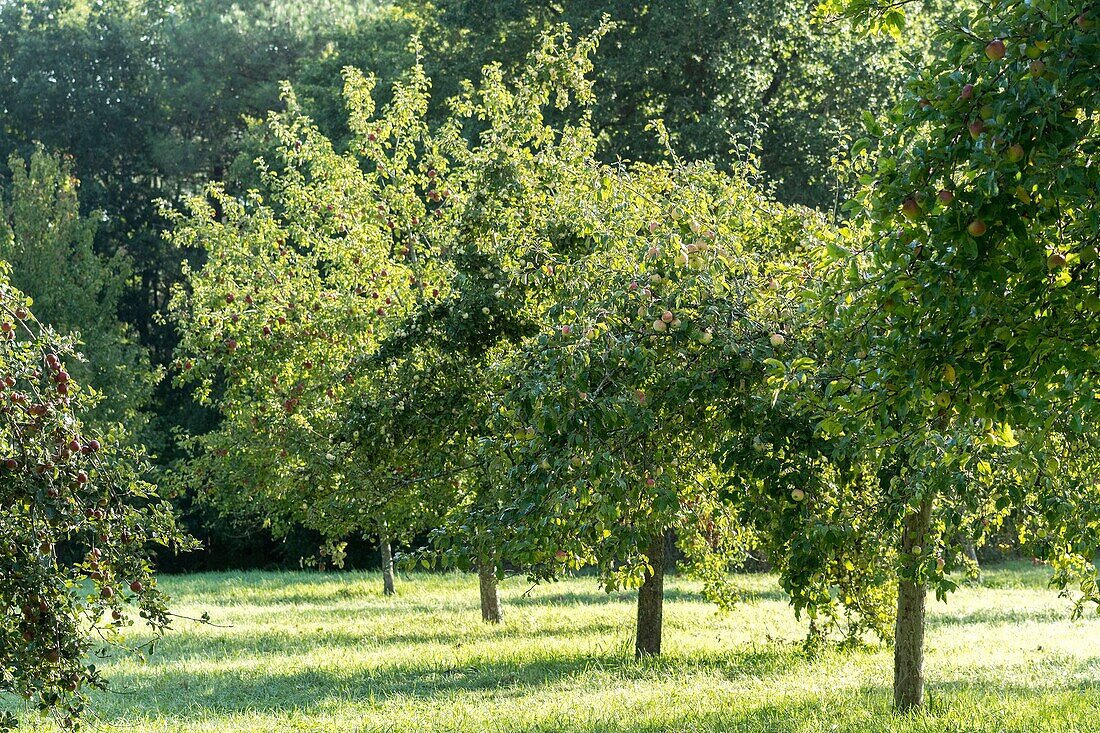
[[0, 150, 155, 440]]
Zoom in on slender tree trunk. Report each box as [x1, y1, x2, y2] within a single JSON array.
[[635, 532, 667, 659], [962, 541, 982, 584], [478, 562, 503, 624], [380, 535, 396, 597], [894, 498, 934, 711]]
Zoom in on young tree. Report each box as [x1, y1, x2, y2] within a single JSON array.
[[168, 30, 607, 616], [450, 144, 841, 656], [0, 267, 189, 731]]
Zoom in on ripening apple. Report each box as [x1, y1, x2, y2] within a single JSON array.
[[985, 39, 1006, 61], [1029, 59, 1046, 77], [652, 319, 667, 333], [968, 119, 985, 138], [936, 557, 946, 571], [1047, 252, 1067, 269], [769, 333, 785, 348], [561, 325, 572, 336], [943, 364, 957, 384], [645, 477, 656, 488], [911, 545, 923, 556], [1006, 143, 1025, 162], [937, 189, 954, 204], [901, 197, 921, 220], [699, 330, 713, 344], [791, 489, 805, 502], [661, 310, 674, 323], [959, 83, 975, 100], [967, 219, 987, 237], [934, 392, 952, 408]]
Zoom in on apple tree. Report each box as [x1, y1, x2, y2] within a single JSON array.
[[789, 0, 1100, 709], [0, 267, 190, 730], [447, 145, 840, 656], [168, 30, 608, 616]]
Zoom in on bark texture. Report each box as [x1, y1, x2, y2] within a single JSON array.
[[635, 531, 667, 659], [380, 535, 396, 597], [478, 563, 503, 624], [894, 498, 934, 710]]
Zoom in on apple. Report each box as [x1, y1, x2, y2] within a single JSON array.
[[791, 489, 805, 501], [985, 39, 1006, 61], [645, 477, 656, 488], [652, 319, 667, 333], [769, 333, 785, 348], [1029, 59, 1046, 77], [934, 392, 952, 408], [661, 310, 674, 323], [959, 83, 975, 100], [901, 197, 921, 220], [968, 119, 985, 138], [1006, 143, 1025, 162], [634, 389, 646, 403], [100, 586, 115, 600], [1047, 252, 1067, 269], [943, 364, 957, 384], [937, 189, 954, 204], [555, 550, 568, 561], [911, 545, 923, 556], [967, 219, 987, 237], [699, 330, 713, 344], [936, 557, 946, 571], [629, 281, 639, 291]]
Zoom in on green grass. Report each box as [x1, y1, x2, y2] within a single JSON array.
[[11, 562, 1100, 732]]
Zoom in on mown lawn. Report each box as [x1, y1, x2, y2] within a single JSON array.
[[10, 562, 1100, 732]]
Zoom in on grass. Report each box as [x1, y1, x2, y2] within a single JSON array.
[[9, 562, 1100, 732]]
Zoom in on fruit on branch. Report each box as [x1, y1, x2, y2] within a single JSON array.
[[985, 39, 1006, 61]]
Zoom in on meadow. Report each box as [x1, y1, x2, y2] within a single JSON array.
[[13, 562, 1100, 733]]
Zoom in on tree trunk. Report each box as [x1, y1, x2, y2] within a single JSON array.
[[963, 541, 982, 584], [635, 532, 667, 659], [380, 535, 396, 597], [894, 498, 934, 711], [478, 562, 503, 624]]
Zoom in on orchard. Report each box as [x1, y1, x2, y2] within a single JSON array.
[[1, 0, 1099, 731]]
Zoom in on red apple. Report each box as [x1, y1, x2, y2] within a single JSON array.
[[967, 219, 987, 237], [985, 39, 1006, 61]]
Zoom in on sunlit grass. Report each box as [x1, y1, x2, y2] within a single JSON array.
[[9, 562, 1100, 732]]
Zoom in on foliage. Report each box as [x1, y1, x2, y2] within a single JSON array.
[[768, 0, 1100, 638], [299, 0, 961, 209], [0, 268, 190, 730], [0, 150, 156, 440]]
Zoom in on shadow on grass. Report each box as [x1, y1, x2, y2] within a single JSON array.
[[504, 584, 788, 608], [91, 655, 1100, 733], [927, 605, 1077, 628], [92, 641, 819, 723]]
